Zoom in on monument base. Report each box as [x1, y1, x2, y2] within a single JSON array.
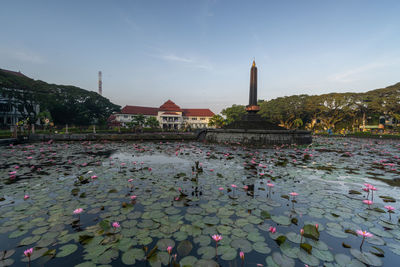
[[203, 128, 312, 146], [224, 113, 285, 130]]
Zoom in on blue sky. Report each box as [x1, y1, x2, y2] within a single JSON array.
[[1, 0, 400, 113]]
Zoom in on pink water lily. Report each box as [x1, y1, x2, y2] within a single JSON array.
[[112, 222, 120, 228], [363, 200, 373, 209], [24, 247, 33, 257], [212, 234, 222, 259], [240, 251, 245, 261], [212, 234, 222, 242], [167, 246, 173, 254], [289, 192, 298, 196], [91, 175, 97, 179], [385, 205, 395, 220], [24, 194, 29, 200], [269, 226, 276, 233], [231, 184, 237, 188], [357, 230, 373, 250], [73, 208, 83, 214]]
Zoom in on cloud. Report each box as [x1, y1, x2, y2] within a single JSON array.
[[161, 54, 193, 63], [157, 52, 213, 70], [329, 60, 398, 83]]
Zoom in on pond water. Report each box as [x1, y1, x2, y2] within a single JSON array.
[[1, 137, 400, 267]]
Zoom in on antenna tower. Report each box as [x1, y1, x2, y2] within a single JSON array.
[[98, 71, 102, 95]]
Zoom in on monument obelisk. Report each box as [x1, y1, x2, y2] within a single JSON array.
[[204, 59, 312, 145], [246, 60, 260, 113]]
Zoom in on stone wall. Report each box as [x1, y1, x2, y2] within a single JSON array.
[[205, 129, 312, 145], [29, 133, 197, 142]]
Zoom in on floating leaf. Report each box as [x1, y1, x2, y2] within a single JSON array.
[[177, 240, 193, 257], [56, 244, 78, 257]]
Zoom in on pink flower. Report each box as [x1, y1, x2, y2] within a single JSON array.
[[363, 200, 373, 205], [167, 246, 172, 254], [218, 187, 224, 191], [315, 224, 319, 230], [14, 165, 19, 169], [112, 222, 120, 228], [130, 195, 137, 200], [73, 208, 83, 214], [91, 175, 98, 179], [128, 179, 133, 182], [148, 167, 152, 171], [300, 229, 304, 236], [24, 248, 33, 257], [385, 205, 395, 211], [212, 234, 222, 242], [362, 187, 369, 192], [243, 185, 249, 190], [269, 226, 276, 233], [239, 251, 245, 260], [289, 192, 298, 196], [209, 169, 214, 172], [231, 184, 237, 188], [267, 183, 274, 187], [356, 230, 373, 237], [24, 194, 29, 200]]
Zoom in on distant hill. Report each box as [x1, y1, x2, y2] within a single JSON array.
[[0, 69, 120, 125]]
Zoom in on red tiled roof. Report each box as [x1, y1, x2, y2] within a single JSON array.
[[162, 112, 180, 115], [119, 102, 215, 118], [121, 106, 158, 115], [0, 69, 28, 78], [182, 109, 215, 117], [159, 100, 181, 111]]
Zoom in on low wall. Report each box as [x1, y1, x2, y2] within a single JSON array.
[[29, 133, 197, 142], [204, 129, 312, 145]]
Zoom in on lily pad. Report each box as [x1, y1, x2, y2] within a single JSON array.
[[56, 244, 78, 257], [350, 249, 383, 266]]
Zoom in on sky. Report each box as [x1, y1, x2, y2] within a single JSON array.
[[1, 0, 400, 113]]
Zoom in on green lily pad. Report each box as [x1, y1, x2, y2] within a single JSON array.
[[298, 250, 320, 266], [180, 256, 197, 266], [197, 246, 215, 259], [56, 244, 78, 257], [350, 249, 383, 266], [156, 238, 175, 251], [271, 252, 295, 267], [231, 238, 252, 253], [272, 215, 291, 226], [253, 242, 271, 254], [303, 224, 319, 240], [177, 240, 193, 257]]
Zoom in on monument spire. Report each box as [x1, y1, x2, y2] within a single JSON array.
[[246, 59, 260, 113]]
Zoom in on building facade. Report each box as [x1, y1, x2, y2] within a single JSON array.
[[110, 100, 215, 129]]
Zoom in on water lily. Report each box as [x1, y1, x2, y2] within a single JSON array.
[[212, 234, 222, 258], [24, 247, 33, 266], [362, 199, 373, 209], [24, 194, 29, 200], [300, 228, 304, 243], [357, 230, 373, 250], [269, 226, 276, 233], [240, 251, 245, 266], [385, 205, 395, 220]]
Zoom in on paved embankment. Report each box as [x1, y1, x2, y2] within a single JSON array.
[[28, 132, 197, 142]]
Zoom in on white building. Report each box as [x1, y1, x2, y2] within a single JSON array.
[[110, 100, 215, 129]]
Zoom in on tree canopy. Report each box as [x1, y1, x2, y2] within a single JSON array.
[[222, 82, 400, 131], [0, 70, 120, 125]]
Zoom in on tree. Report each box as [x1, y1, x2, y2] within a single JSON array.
[[145, 116, 160, 128], [0, 70, 120, 126], [208, 114, 226, 128], [221, 105, 246, 124]]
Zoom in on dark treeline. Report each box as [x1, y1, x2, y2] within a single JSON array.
[[218, 83, 400, 131], [0, 70, 120, 126]]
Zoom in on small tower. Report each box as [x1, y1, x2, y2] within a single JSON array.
[[98, 71, 102, 95]]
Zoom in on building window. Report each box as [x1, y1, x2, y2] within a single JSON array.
[[200, 118, 206, 120], [124, 115, 128, 118], [191, 117, 197, 121]]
